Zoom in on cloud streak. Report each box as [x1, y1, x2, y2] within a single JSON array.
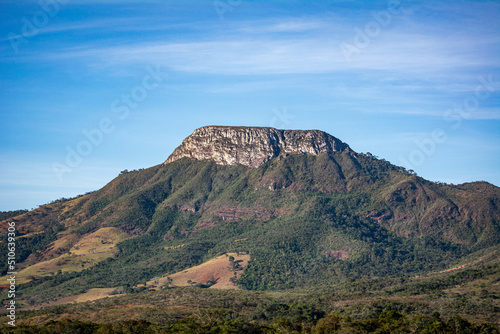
[[34, 31, 497, 76]]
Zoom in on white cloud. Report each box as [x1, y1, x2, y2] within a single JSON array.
[[25, 14, 495, 80]]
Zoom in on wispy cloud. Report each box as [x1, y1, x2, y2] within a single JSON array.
[[5, 1, 497, 78], [237, 18, 333, 34], [0, 17, 189, 44], [33, 31, 497, 76]]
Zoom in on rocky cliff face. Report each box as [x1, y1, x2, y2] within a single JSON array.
[[165, 126, 351, 168]]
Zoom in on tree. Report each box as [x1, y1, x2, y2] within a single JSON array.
[[229, 255, 235, 270]]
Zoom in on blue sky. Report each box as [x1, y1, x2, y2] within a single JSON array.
[[0, 0, 499, 211]]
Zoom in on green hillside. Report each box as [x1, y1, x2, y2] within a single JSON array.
[[1, 149, 498, 310]]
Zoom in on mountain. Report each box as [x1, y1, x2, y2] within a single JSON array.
[[1, 125, 499, 308]]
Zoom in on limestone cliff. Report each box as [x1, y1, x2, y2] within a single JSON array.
[[165, 126, 351, 168]]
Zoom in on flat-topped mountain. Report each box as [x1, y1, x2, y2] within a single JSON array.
[[165, 126, 351, 168], [1, 125, 499, 311]]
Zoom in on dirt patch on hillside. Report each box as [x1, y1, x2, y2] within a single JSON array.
[[323, 249, 353, 260], [148, 252, 250, 290], [28, 288, 123, 310]]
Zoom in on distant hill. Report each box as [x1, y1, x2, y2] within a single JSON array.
[[1, 126, 499, 308]]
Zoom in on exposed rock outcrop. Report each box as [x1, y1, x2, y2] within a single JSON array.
[[165, 126, 351, 168]]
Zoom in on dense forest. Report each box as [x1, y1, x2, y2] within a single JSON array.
[[1, 312, 499, 334]]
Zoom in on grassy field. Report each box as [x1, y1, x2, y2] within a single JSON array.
[[0, 227, 129, 284], [146, 252, 250, 290], [28, 288, 122, 310]]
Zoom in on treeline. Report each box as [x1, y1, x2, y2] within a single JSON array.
[[1, 311, 498, 333], [0, 210, 28, 221], [43, 190, 97, 206]]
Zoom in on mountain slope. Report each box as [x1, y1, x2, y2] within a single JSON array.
[[0, 126, 499, 306]]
